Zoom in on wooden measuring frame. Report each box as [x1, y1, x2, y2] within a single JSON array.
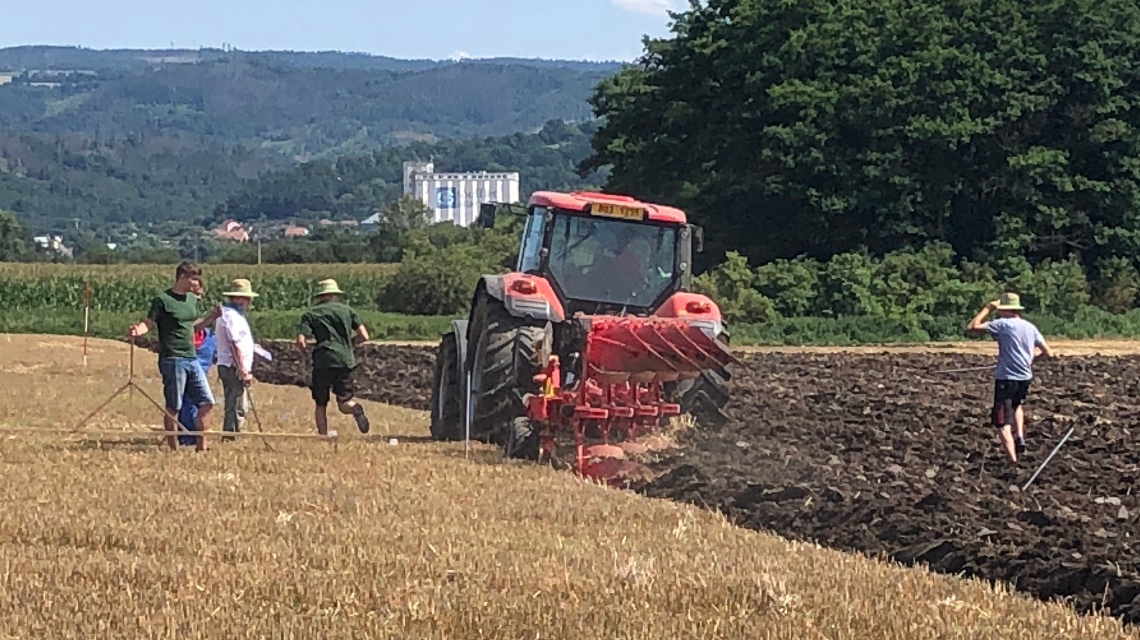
[[66, 337, 339, 449], [71, 338, 204, 448]]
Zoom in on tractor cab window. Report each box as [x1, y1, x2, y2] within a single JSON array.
[[546, 213, 677, 308], [517, 207, 547, 273]]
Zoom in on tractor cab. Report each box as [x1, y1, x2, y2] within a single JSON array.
[[481, 191, 703, 316]]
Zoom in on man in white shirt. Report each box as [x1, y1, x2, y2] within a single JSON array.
[[215, 278, 259, 441]]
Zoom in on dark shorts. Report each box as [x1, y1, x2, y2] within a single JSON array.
[[311, 367, 355, 406], [992, 379, 1031, 427]]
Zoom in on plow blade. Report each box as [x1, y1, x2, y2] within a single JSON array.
[[583, 316, 739, 385]]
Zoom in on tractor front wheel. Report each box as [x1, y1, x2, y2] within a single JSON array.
[[465, 292, 552, 444]]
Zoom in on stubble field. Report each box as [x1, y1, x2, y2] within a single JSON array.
[[0, 334, 1138, 638]]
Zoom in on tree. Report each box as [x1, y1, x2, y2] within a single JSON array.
[[381, 196, 434, 230], [582, 0, 1140, 274], [0, 209, 30, 261]]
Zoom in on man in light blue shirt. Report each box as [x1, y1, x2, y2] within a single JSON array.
[[966, 292, 1054, 464]]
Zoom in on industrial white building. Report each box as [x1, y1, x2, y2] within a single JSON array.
[[403, 161, 521, 227]]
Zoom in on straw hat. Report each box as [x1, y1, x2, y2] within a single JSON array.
[[223, 278, 259, 298], [314, 279, 345, 297], [995, 292, 1025, 311]]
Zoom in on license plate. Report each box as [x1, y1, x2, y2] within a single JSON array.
[[590, 202, 644, 220]]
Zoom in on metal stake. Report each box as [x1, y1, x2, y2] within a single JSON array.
[[1022, 426, 1076, 491], [464, 370, 472, 461]]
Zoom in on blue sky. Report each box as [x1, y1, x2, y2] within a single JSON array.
[[1, 0, 681, 61]]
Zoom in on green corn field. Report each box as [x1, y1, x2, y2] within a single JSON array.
[[0, 263, 398, 312]]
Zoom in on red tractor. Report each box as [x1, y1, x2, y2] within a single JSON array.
[[429, 190, 738, 480]]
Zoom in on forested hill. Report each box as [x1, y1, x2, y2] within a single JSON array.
[[0, 120, 602, 235], [0, 48, 613, 161], [216, 119, 605, 222]]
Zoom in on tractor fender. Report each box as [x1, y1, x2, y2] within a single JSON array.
[[476, 273, 566, 324], [654, 291, 725, 342]]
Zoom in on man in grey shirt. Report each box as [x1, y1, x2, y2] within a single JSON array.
[[966, 293, 1054, 463]]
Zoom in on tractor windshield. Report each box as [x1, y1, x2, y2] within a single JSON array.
[[546, 212, 678, 308]]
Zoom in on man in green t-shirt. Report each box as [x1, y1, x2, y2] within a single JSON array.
[[296, 279, 371, 436], [128, 261, 222, 451]]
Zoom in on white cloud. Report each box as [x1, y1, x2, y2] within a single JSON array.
[[611, 0, 677, 17], [450, 50, 471, 61]]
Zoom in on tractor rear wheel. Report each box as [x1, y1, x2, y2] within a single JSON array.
[[504, 417, 540, 460], [465, 293, 552, 443], [668, 329, 732, 427], [429, 332, 462, 441], [672, 369, 731, 426]]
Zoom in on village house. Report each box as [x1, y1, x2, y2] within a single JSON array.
[[33, 235, 74, 258], [283, 225, 310, 238], [213, 219, 250, 242]]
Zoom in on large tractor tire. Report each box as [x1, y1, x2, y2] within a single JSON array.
[[429, 332, 462, 441], [503, 417, 541, 460], [465, 292, 552, 444], [668, 329, 732, 427], [671, 369, 731, 426]]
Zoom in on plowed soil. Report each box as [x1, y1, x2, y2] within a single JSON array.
[[254, 343, 1140, 623], [634, 352, 1140, 624]]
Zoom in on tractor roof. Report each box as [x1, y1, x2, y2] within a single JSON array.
[[529, 190, 687, 225]]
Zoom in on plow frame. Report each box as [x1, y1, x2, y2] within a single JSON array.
[[523, 315, 738, 481]]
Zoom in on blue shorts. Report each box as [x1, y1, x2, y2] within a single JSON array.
[[158, 356, 215, 412]]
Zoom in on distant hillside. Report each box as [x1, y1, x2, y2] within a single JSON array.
[[0, 129, 291, 235], [215, 119, 607, 223], [0, 120, 603, 236], [0, 46, 624, 73], [0, 49, 615, 161]]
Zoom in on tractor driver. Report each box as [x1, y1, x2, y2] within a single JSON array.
[[594, 226, 657, 300], [557, 220, 670, 303]]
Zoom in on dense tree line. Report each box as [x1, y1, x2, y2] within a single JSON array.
[[583, 0, 1140, 287]]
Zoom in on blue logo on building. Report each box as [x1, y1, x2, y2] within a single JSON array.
[[436, 187, 457, 209]]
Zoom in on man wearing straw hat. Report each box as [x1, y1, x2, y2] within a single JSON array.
[[966, 292, 1055, 464], [214, 278, 260, 442], [296, 279, 371, 436]]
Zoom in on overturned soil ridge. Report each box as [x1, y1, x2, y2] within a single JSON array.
[[630, 351, 1140, 624], [136, 337, 436, 412], [253, 341, 436, 412]]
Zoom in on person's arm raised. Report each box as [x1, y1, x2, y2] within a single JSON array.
[[193, 304, 223, 332], [965, 300, 999, 336]]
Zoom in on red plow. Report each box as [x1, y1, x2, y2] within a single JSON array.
[[523, 315, 740, 482]]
